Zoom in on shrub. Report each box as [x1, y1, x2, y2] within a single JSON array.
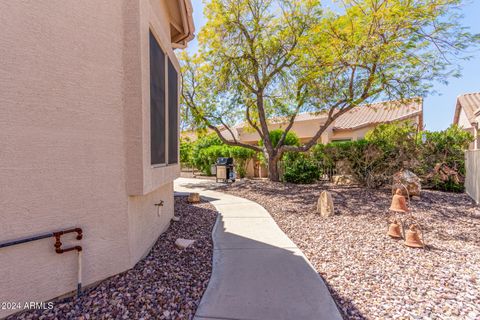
[[191, 134, 224, 174], [262, 129, 300, 147], [283, 152, 320, 184], [312, 123, 473, 191], [188, 134, 257, 176], [180, 137, 194, 167], [417, 125, 473, 191], [229, 146, 256, 178], [258, 129, 300, 165]]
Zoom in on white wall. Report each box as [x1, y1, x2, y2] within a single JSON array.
[[465, 150, 480, 205]]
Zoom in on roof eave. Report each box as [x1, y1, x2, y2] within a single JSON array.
[[333, 111, 423, 131], [172, 0, 195, 49]]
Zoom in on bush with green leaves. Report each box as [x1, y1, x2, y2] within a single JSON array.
[[417, 125, 473, 191], [190, 134, 224, 174], [228, 146, 256, 178], [258, 129, 300, 148], [189, 134, 256, 177], [180, 137, 194, 167], [311, 123, 473, 191], [283, 152, 320, 184], [258, 129, 300, 165]]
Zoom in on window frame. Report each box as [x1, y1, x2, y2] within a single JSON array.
[[148, 30, 180, 168]]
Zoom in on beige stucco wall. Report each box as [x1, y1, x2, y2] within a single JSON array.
[[235, 114, 421, 146], [457, 108, 479, 150], [465, 150, 480, 204], [0, 1, 181, 317]]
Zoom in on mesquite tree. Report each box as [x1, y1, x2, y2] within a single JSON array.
[[181, 0, 479, 181]]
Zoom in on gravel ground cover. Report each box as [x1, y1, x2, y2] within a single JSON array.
[[217, 180, 480, 320], [9, 196, 217, 320]]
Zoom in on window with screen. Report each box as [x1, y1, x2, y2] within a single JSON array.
[[168, 59, 178, 164], [149, 31, 166, 165]]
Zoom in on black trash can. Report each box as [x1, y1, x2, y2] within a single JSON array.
[[216, 157, 235, 183]]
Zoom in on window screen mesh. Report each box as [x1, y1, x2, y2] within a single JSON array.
[[168, 59, 179, 164], [149, 31, 166, 165]]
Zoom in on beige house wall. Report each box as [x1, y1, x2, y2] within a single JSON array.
[[233, 114, 422, 148], [457, 108, 479, 150], [465, 150, 480, 204], [0, 1, 183, 317]]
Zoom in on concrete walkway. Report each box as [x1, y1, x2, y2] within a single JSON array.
[[174, 178, 342, 320]]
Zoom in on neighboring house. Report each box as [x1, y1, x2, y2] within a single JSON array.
[[182, 98, 423, 177], [0, 1, 194, 317], [453, 93, 480, 150], [225, 98, 423, 145]]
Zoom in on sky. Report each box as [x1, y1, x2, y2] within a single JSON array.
[[187, 0, 480, 131]]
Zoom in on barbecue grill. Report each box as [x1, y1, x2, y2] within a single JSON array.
[[216, 157, 235, 183]]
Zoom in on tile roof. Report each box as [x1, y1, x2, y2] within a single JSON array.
[[454, 93, 480, 125], [207, 97, 423, 139], [332, 98, 423, 130]]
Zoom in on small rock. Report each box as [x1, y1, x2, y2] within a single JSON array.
[[332, 175, 356, 185], [187, 193, 201, 203], [171, 216, 180, 222], [175, 238, 196, 249]]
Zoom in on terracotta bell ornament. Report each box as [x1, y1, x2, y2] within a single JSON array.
[[390, 189, 409, 213], [387, 219, 403, 239], [404, 224, 425, 248]]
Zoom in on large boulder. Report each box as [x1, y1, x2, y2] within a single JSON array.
[[392, 170, 421, 197], [317, 191, 335, 217]]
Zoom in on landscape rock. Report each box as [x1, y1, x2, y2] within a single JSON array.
[[392, 170, 421, 197], [11, 197, 217, 320], [332, 174, 356, 185], [175, 238, 196, 249], [187, 192, 201, 203], [317, 191, 335, 217], [219, 179, 480, 320]]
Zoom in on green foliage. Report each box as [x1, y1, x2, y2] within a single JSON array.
[[420, 125, 473, 175], [258, 130, 300, 165], [259, 129, 300, 148], [311, 123, 474, 191], [191, 134, 224, 174], [417, 125, 473, 191], [180, 137, 194, 166], [228, 146, 256, 178], [189, 134, 256, 177], [283, 152, 320, 184]]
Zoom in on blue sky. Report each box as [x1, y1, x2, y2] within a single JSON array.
[[187, 1, 480, 131]]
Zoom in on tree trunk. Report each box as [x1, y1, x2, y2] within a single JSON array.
[[268, 156, 280, 182]]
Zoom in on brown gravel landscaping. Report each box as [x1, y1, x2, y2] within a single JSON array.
[[216, 180, 480, 320], [8, 196, 217, 320]]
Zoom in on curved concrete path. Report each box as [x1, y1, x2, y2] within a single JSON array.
[[175, 178, 342, 320]]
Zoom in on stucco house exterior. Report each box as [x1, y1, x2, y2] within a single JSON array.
[[0, 1, 194, 317], [453, 92, 480, 150]]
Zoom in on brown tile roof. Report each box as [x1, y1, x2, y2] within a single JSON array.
[[217, 98, 423, 135], [454, 93, 480, 125], [333, 98, 423, 130]]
